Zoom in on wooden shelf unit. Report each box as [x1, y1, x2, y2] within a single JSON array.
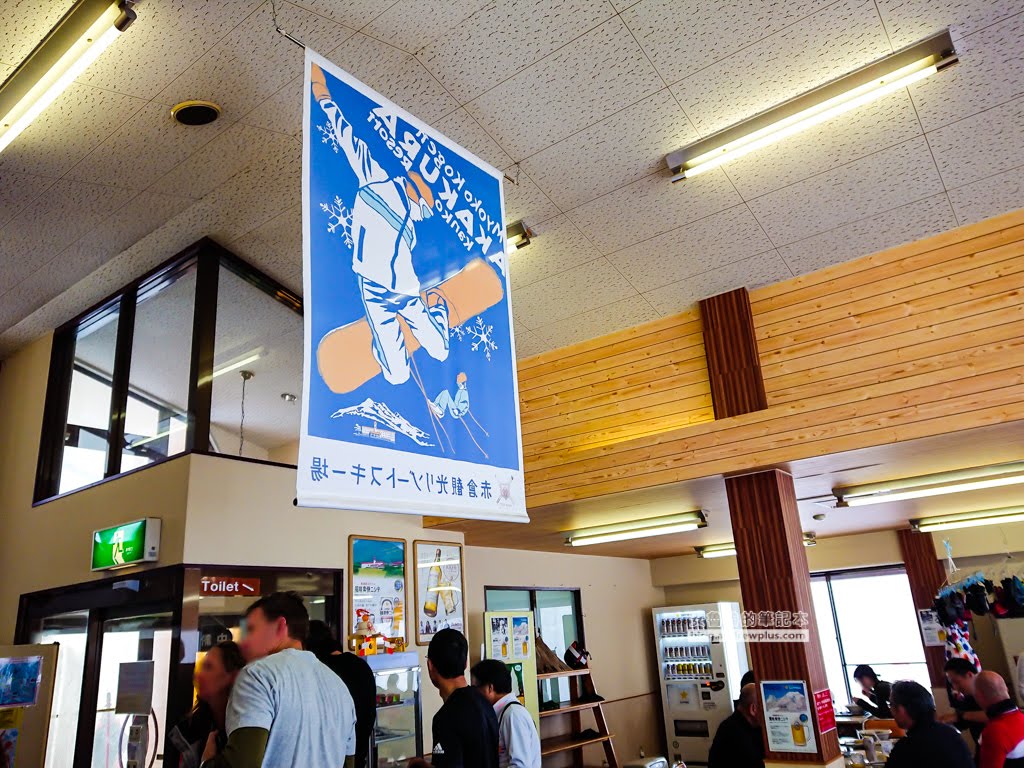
[[538, 665, 618, 767]]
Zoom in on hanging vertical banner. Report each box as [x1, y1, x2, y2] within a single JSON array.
[[298, 48, 527, 523]]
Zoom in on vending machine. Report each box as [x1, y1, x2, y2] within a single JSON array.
[[652, 603, 749, 767]]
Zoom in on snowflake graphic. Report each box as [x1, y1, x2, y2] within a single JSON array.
[[464, 316, 498, 361], [317, 120, 341, 153], [320, 195, 354, 248]]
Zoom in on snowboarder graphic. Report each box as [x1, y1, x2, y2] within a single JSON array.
[[430, 372, 469, 420], [311, 63, 449, 387]]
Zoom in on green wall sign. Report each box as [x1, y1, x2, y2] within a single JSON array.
[[91, 518, 161, 571]]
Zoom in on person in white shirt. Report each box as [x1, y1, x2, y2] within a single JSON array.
[[472, 659, 542, 768]]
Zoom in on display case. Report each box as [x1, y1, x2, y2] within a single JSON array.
[[367, 652, 423, 767]]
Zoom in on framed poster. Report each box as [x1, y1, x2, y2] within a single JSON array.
[[761, 680, 817, 754], [484, 611, 539, 728], [414, 540, 465, 645], [0, 657, 42, 709], [349, 536, 407, 641]]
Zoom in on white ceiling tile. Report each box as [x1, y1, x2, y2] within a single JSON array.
[[947, 164, 1024, 225], [0, 1, 68, 66], [533, 294, 658, 348], [778, 193, 958, 275], [65, 102, 235, 191], [4, 179, 135, 250], [876, 0, 1022, 48], [643, 251, 791, 314], [364, 0, 492, 54], [926, 95, 1024, 188], [465, 16, 663, 159], [909, 13, 1024, 133], [240, 76, 304, 137], [503, 169, 561, 226], [724, 90, 922, 199], [156, 3, 355, 121], [0, 84, 145, 179], [746, 137, 943, 245], [521, 89, 697, 211], [568, 169, 740, 254], [327, 32, 459, 124], [431, 109, 514, 171], [0, 171, 54, 228], [288, 0, 393, 29], [228, 205, 303, 281], [512, 327, 551, 359], [148, 123, 297, 199], [509, 215, 602, 291], [511, 257, 637, 325], [92, 191, 196, 255], [622, 0, 825, 85], [78, 0, 266, 98], [607, 204, 774, 294], [0, 230, 61, 295], [0, 63, 12, 79], [419, 0, 617, 104], [671, 0, 892, 137]]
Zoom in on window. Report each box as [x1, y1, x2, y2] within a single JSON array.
[[811, 567, 930, 706], [36, 239, 303, 501]]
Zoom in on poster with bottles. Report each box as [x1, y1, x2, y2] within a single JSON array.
[[484, 611, 539, 729], [760, 680, 817, 754], [349, 536, 407, 643], [414, 541, 465, 645]]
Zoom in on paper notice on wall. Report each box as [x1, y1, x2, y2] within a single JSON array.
[[115, 661, 154, 715]]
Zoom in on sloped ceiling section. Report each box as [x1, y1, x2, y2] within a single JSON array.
[[2, 0, 1023, 357]]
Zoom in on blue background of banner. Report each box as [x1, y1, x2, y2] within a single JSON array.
[[306, 66, 520, 471]]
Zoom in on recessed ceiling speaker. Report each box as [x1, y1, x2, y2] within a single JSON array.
[[171, 100, 221, 126]]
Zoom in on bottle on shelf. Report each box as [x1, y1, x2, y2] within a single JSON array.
[[423, 549, 441, 618]]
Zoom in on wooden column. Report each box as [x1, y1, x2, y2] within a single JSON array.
[[699, 287, 767, 418], [702, 288, 840, 765], [727, 470, 843, 765], [897, 529, 947, 686]]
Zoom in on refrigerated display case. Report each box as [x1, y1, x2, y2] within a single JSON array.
[[652, 603, 749, 767], [367, 652, 423, 767]]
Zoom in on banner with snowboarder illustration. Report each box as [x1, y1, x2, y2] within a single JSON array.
[[297, 48, 528, 523]]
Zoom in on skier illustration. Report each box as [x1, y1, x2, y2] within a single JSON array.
[[430, 372, 469, 420], [311, 63, 449, 387]]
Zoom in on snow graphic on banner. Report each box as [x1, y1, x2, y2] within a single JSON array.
[[297, 49, 528, 523]]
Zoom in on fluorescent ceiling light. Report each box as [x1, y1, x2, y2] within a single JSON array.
[[202, 350, 265, 384], [128, 422, 186, 449], [911, 506, 1024, 533], [665, 31, 956, 181], [697, 533, 816, 558], [834, 460, 1024, 507], [565, 511, 707, 547], [0, 0, 136, 154]]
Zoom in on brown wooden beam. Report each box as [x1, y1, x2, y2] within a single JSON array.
[[699, 287, 768, 418]]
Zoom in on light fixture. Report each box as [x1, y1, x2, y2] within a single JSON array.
[[128, 422, 186, 449], [280, 392, 297, 403], [665, 30, 956, 181], [204, 350, 264, 383], [911, 506, 1024, 533], [505, 220, 532, 254], [0, 0, 137, 154], [565, 510, 707, 547], [171, 100, 221, 126], [834, 460, 1024, 507], [697, 532, 816, 558]]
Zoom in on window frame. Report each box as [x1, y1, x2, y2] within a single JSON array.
[[811, 564, 928, 704], [483, 585, 586, 648], [34, 238, 303, 504]]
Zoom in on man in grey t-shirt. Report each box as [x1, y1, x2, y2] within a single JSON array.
[[202, 592, 357, 768]]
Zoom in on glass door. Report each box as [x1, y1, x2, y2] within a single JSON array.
[[29, 611, 90, 768], [90, 613, 175, 768]]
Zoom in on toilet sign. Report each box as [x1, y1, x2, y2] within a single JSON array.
[[200, 577, 261, 597]]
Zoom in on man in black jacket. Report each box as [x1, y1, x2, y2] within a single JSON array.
[[709, 683, 764, 768], [886, 680, 974, 768]]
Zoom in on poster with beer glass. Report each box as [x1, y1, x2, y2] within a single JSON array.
[[414, 541, 465, 645], [484, 611, 539, 728]]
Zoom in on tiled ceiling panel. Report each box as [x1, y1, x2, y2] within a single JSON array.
[[1, 0, 1024, 365]]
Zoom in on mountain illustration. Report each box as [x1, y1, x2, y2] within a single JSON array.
[[331, 398, 433, 447]]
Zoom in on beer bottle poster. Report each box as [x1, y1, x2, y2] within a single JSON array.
[[414, 541, 465, 646], [349, 536, 407, 642], [760, 680, 817, 754], [484, 611, 539, 729], [298, 48, 528, 524]]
